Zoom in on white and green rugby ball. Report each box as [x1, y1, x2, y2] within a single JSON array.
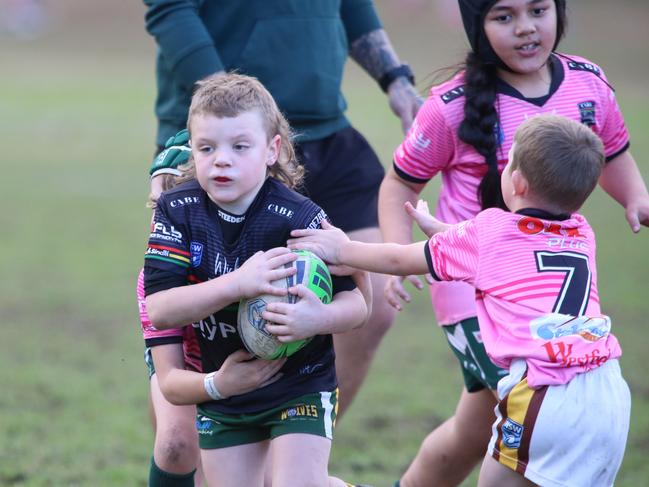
[[237, 250, 333, 360]]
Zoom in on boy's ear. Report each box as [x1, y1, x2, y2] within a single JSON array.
[[511, 169, 528, 196], [267, 134, 281, 166]]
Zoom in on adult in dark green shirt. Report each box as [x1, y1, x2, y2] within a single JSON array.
[[142, 1, 422, 485]]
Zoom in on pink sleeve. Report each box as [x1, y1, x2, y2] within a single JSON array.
[[597, 69, 630, 159], [137, 269, 183, 340], [426, 217, 480, 285], [393, 94, 455, 181]]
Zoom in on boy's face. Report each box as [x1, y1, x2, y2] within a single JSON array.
[[190, 110, 279, 214]]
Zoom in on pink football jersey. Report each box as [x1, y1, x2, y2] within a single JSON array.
[[137, 269, 202, 372], [425, 209, 621, 387], [394, 53, 629, 326]]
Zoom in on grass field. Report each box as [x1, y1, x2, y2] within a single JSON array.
[[1, 1, 647, 485]]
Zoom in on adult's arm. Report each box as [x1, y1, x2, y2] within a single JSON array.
[[342, 0, 423, 132], [143, 0, 224, 91]]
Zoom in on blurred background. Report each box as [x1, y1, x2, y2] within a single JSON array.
[[1, 0, 647, 485]]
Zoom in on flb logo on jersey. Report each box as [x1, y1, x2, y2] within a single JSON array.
[[578, 101, 596, 127], [501, 418, 524, 449], [190, 241, 204, 267]]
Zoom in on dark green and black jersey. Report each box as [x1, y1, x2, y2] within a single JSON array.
[[144, 177, 355, 414]]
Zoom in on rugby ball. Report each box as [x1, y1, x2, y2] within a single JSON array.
[[237, 250, 333, 360]]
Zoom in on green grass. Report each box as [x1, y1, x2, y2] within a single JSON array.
[[1, 2, 648, 485]]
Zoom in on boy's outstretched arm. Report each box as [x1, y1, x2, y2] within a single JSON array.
[[405, 199, 453, 237], [288, 220, 429, 277]]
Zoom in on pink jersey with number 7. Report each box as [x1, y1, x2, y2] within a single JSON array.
[[425, 208, 621, 388]]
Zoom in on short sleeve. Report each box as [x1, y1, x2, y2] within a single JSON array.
[[340, 0, 382, 43], [597, 69, 630, 160], [393, 94, 455, 183], [144, 196, 191, 294], [425, 218, 480, 285]]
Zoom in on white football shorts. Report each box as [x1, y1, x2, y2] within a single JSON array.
[[488, 358, 630, 487]]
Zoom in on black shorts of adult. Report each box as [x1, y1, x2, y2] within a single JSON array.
[[295, 126, 385, 233]]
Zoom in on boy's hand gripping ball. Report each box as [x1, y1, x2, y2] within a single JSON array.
[[237, 250, 333, 360]]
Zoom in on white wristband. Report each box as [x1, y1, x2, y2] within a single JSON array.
[[204, 372, 224, 401]]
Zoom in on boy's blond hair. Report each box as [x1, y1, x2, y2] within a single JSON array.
[[186, 73, 304, 189], [511, 114, 605, 213]]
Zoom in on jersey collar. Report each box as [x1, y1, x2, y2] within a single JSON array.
[[496, 54, 564, 107], [515, 207, 571, 221]]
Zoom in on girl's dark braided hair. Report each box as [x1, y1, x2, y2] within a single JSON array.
[[458, 51, 503, 209]]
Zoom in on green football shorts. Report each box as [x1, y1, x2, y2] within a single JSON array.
[[442, 318, 508, 392], [196, 389, 338, 449]]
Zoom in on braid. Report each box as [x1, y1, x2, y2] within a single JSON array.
[[458, 51, 506, 210]]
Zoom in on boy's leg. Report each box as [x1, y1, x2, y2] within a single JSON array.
[[400, 388, 497, 487], [477, 455, 536, 487], [200, 441, 269, 487], [150, 374, 203, 486], [271, 433, 331, 487], [400, 318, 504, 487]]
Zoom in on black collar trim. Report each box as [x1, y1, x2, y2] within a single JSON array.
[[515, 207, 571, 221], [496, 54, 564, 107]]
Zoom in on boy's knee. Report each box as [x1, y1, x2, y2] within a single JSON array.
[[155, 430, 199, 471]]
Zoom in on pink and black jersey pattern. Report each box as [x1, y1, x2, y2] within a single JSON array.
[[144, 177, 355, 414], [425, 208, 621, 387], [137, 269, 201, 372], [393, 53, 629, 326]]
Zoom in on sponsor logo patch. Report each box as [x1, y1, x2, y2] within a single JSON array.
[[280, 403, 319, 421], [190, 241, 204, 267], [217, 209, 245, 223], [307, 210, 328, 229], [530, 313, 611, 342], [578, 101, 597, 127], [567, 61, 601, 77], [170, 196, 200, 208], [150, 222, 183, 243], [196, 416, 216, 435], [440, 85, 465, 104], [501, 418, 524, 449], [266, 203, 295, 219]]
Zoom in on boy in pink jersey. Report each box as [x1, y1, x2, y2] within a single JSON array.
[[378, 1, 648, 485], [289, 114, 631, 487], [139, 270, 202, 375]]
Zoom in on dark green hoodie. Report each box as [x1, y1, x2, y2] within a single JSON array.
[[144, 0, 382, 146]]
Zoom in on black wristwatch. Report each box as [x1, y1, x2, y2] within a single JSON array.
[[378, 64, 415, 93]]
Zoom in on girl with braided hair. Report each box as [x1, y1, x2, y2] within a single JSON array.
[[378, 1, 649, 485]]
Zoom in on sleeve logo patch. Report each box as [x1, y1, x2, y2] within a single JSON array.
[[441, 86, 465, 104], [567, 61, 601, 77]]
